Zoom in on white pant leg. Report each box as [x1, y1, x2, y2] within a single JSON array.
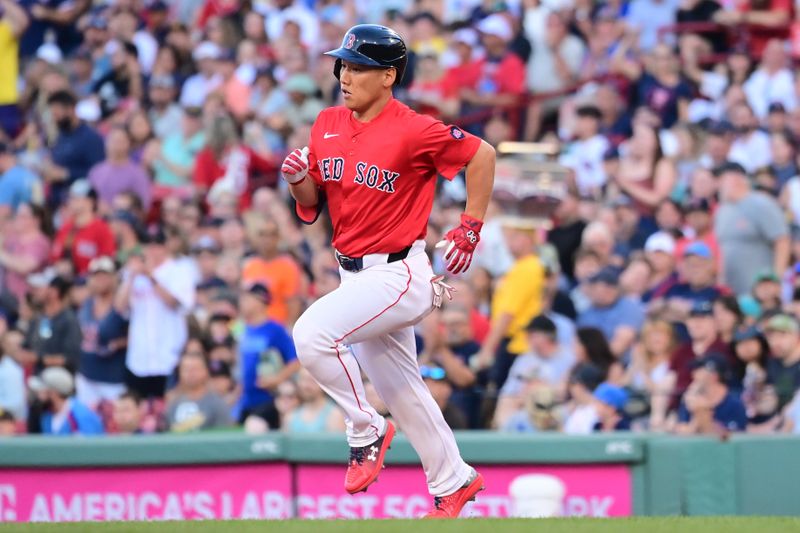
[[293, 250, 434, 447], [75, 374, 126, 409], [351, 327, 473, 497]]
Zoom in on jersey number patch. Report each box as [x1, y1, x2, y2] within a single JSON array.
[[354, 162, 399, 194], [319, 157, 345, 182]]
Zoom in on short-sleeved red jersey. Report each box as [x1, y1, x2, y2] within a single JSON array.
[[299, 98, 481, 257]]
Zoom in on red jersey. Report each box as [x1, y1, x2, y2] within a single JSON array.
[[297, 99, 481, 257], [193, 145, 278, 208], [51, 218, 116, 275], [441, 54, 526, 98]]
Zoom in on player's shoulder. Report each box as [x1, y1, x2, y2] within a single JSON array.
[[390, 99, 446, 133], [311, 106, 350, 134]]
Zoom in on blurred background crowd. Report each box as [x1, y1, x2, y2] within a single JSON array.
[[2, 0, 800, 439]]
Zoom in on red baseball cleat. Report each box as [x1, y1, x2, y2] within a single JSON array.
[[424, 470, 485, 518], [344, 421, 395, 494]]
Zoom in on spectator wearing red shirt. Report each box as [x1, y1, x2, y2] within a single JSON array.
[[456, 15, 525, 134], [714, 0, 792, 59], [51, 180, 116, 276], [193, 114, 278, 209]]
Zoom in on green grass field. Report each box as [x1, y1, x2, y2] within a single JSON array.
[[1, 517, 799, 533]]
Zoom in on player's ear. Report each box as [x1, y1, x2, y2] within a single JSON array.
[[383, 68, 396, 88]]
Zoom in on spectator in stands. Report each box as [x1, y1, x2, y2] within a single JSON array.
[[728, 103, 772, 173], [23, 274, 81, 372], [624, 319, 678, 430], [0, 0, 28, 140], [151, 106, 206, 189], [43, 90, 105, 209], [237, 282, 299, 428], [769, 130, 797, 190], [494, 315, 575, 428], [714, 162, 789, 295], [643, 231, 678, 303], [116, 227, 195, 398], [208, 359, 237, 409], [750, 271, 783, 316], [674, 198, 720, 265], [28, 366, 104, 435], [112, 392, 143, 435], [476, 220, 546, 389], [663, 242, 726, 313], [593, 383, 631, 431], [166, 349, 232, 432], [578, 266, 645, 358], [75, 257, 127, 409], [285, 368, 345, 433], [180, 42, 222, 108], [0, 408, 15, 436], [625, 0, 678, 52], [109, 210, 143, 265], [732, 326, 776, 429], [713, 295, 744, 344], [0, 142, 40, 222], [0, 330, 26, 421], [558, 106, 609, 195], [525, 12, 585, 141], [421, 305, 481, 428], [676, 353, 747, 434], [563, 362, 605, 434], [633, 45, 691, 129], [50, 180, 116, 277], [88, 127, 152, 214], [671, 301, 736, 398], [0, 203, 51, 302], [241, 218, 302, 326], [763, 314, 800, 410]]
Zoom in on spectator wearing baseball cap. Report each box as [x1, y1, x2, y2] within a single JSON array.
[[50, 179, 116, 276], [578, 266, 645, 359], [44, 90, 106, 209], [148, 75, 182, 139], [670, 301, 738, 400], [180, 41, 223, 107], [75, 257, 128, 410], [236, 282, 299, 428], [28, 367, 104, 435], [763, 314, 800, 410], [663, 241, 728, 312], [593, 383, 631, 431], [642, 231, 678, 302], [676, 353, 747, 435], [714, 160, 790, 296], [674, 198, 721, 267], [494, 315, 575, 429]]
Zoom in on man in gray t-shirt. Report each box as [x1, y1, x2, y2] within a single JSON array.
[[713, 162, 789, 296], [166, 352, 232, 432]]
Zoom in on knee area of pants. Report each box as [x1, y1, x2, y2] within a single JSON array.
[[292, 318, 331, 359]]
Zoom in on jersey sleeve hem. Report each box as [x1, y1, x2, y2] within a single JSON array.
[[293, 190, 327, 225], [437, 135, 482, 180]]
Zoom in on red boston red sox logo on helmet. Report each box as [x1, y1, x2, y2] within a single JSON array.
[[345, 33, 356, 49]]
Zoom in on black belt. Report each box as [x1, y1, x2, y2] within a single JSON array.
[[336, 246, 412, 272]]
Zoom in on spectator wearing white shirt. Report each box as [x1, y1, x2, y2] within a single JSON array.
[[115, 228, 195, 398], [728, 102, 772, 173], [625, 0, 679, 52], [260, 0, 320, 48], [743, 39, 797, 121], [0, 330, 26, 421], [559, 105, 610, 195], [179, 42, 223, 108]]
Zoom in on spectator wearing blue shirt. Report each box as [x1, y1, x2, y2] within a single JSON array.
[[663, 242, 728, 313], [43, 90, 105, 209], [27, 366, 104, 435], [237, 282, 299, 428], [577, 266, 645, 359], [0, 142, 40, 220], [677, 353, 747, 435], [76, 256, 128, 409]]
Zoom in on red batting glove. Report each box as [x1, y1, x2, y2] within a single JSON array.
[[281, 146, 310, 184], [441, 214, 483, 275]]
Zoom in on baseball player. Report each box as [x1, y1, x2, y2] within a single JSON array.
[[281, 24, 495, 518]]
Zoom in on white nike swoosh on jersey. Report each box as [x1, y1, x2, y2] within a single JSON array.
[[324, 133, 339, 139]]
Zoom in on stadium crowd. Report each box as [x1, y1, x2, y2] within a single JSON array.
[[2, 0, 800, 438]]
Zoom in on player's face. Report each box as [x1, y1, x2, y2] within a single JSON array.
[[339, 60, 395, 112]]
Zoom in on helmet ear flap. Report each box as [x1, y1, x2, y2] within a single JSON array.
[[334, 58, 342, 80]]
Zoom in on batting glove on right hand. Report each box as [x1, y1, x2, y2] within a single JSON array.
[[439, 214, 483, 275], [281, 146, 310, 185]]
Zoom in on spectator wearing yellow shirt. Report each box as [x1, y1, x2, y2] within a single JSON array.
[[474, 219, 546, 390], [0, 0, 29, 140]]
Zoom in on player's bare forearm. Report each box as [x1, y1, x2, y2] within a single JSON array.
[[289, 177, 319, 207], [463, 140, 495, 221]]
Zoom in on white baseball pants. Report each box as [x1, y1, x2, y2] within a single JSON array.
[[293, 242, 472, 496]]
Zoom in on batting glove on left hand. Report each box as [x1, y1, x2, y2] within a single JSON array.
[[439, 214, 483, 275], [281, 146, 310, 184]]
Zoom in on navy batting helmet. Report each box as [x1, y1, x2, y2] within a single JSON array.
[[325, 24, 408, 85]]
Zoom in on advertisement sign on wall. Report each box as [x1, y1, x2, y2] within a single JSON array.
[[295, 464, 632, 519], [0, 464, 293, 522]]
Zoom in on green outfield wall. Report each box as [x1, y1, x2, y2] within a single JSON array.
[[0, 432, 798, 520]]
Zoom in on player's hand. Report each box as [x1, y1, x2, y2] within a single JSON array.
[[281, 146, 310, 185], [438, 214, 483, 275]]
